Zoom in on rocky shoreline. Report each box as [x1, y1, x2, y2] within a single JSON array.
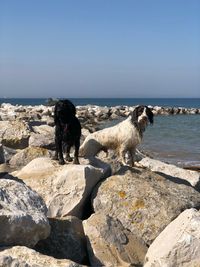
[[1, 102, 200, 266]]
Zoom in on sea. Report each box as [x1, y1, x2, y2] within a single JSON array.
[[0, 98, 200, 168]]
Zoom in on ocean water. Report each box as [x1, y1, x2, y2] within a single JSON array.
[[0, 97, 200, 108], [0, 98, 200, 168], [140, 114, 200, 168]]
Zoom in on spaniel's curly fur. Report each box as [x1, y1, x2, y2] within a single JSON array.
[[80, 105, 153, 166]]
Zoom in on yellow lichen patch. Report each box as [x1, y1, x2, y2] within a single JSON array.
[[138, 222, 144, 230], [132, 199, 145, 211], [118, 190, 126, 198], [122, 201, 129, 207]]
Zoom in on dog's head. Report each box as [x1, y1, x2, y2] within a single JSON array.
[[131, 105, 154, 129], [54, 99, 76, 124]]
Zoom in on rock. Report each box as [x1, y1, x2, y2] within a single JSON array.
[[31, 124, 54, 135], [13, 157, 111, 218], [1, 145, 17, 163], [144, 209, 200, 267], [36, 216, 87, 264], [92, 167, 200, 245], [29, 125, 55, 149], [94, 107, 111, 121], [83, 213, 147, 267], [139, 157, 200, 188], [0, 163, 14, 176], [0, 246, 84, 267], [0, 120, 31, 149], [0, 103, 17, 120], [29, 133, 55, 149], [0, 144, 5, 164], [9, 147, 53, 169], [0, 178, 50, 247]]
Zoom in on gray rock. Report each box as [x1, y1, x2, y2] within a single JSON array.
[[83, 213, 147, 267], [139, 157, 200, 188], [1, 145, 17, 163], [0, 246, 84, 267], [9, 147, 53, 168], [0, 144, 5, 164], [144, 209, 200, 267], [92, 167, 200, 245], [29, 133, 55, 149], [0, 179, 50, 247], [36, 216, 87, 264], [29, 125, 55, 149]]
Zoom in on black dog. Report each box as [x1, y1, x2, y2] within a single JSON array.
[[54, 99, 81, 165]]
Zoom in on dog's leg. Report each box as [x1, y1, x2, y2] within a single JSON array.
[[129, 148, 136, 167], [55, 126, 65, 165], [65, 143, 73, 162], [54, 125, 65, 165], [119, 146, 127, 166], [73, 139, 80, 164], [53, 125, 59, 160], [58, 139, 65, 165]]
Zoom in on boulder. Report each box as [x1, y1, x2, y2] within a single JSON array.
[[0, 120, 31, 149], [1, 145, 17, 163], [13, 157, 111, 218], [9, 147, 53, 168], [83, 213, 147, 267], [0, 178, 50, 247], [31, 124, 54, 135], [92, 167, 200, 245], [0, 163, 14, 177], [144, 209, 200, 267], [0, 246, 84, 267], [0, 103, 17, 120], [139, 157, 200, 188], [36, 216, 87, 264], [29, 133, 54, 149], [0, 144, 5, 164]]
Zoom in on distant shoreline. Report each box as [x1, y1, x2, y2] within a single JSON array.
[[0, 97, 200, 109]]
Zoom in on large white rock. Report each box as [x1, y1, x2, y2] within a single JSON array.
[[139, 157, 200, 188], [0, 120, 31, 149], [92, 167, 200, 245], [83, 213, 147, 267], [13, 157, 111, 218], [144, 209, 200, 267], [29, 124, 55, 149], [0, 179, 50, 247], [0, 246, 84, 267], [9, 146, 53, 168]]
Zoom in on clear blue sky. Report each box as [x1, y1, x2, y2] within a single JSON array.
[[0, 0, 200, 98]]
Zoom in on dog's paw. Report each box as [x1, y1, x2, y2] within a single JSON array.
[[53, 155, 59, 161], [59, 159, 65, 165], [134, 161, 143, 168], [66, 156, 73, 162], [73, 158, 80, 165]]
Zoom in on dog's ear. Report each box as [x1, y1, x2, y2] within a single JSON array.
[[146, 106, 154, 124], [130, 107, 139, 123]]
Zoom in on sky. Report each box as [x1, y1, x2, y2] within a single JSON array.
[[0, 0, 200, 98]]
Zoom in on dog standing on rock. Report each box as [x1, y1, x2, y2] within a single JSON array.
[[80, 105, 154, 166], [54, 99, 81, 165]]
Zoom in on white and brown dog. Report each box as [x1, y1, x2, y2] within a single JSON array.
[[80, 105, 154, 166]]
